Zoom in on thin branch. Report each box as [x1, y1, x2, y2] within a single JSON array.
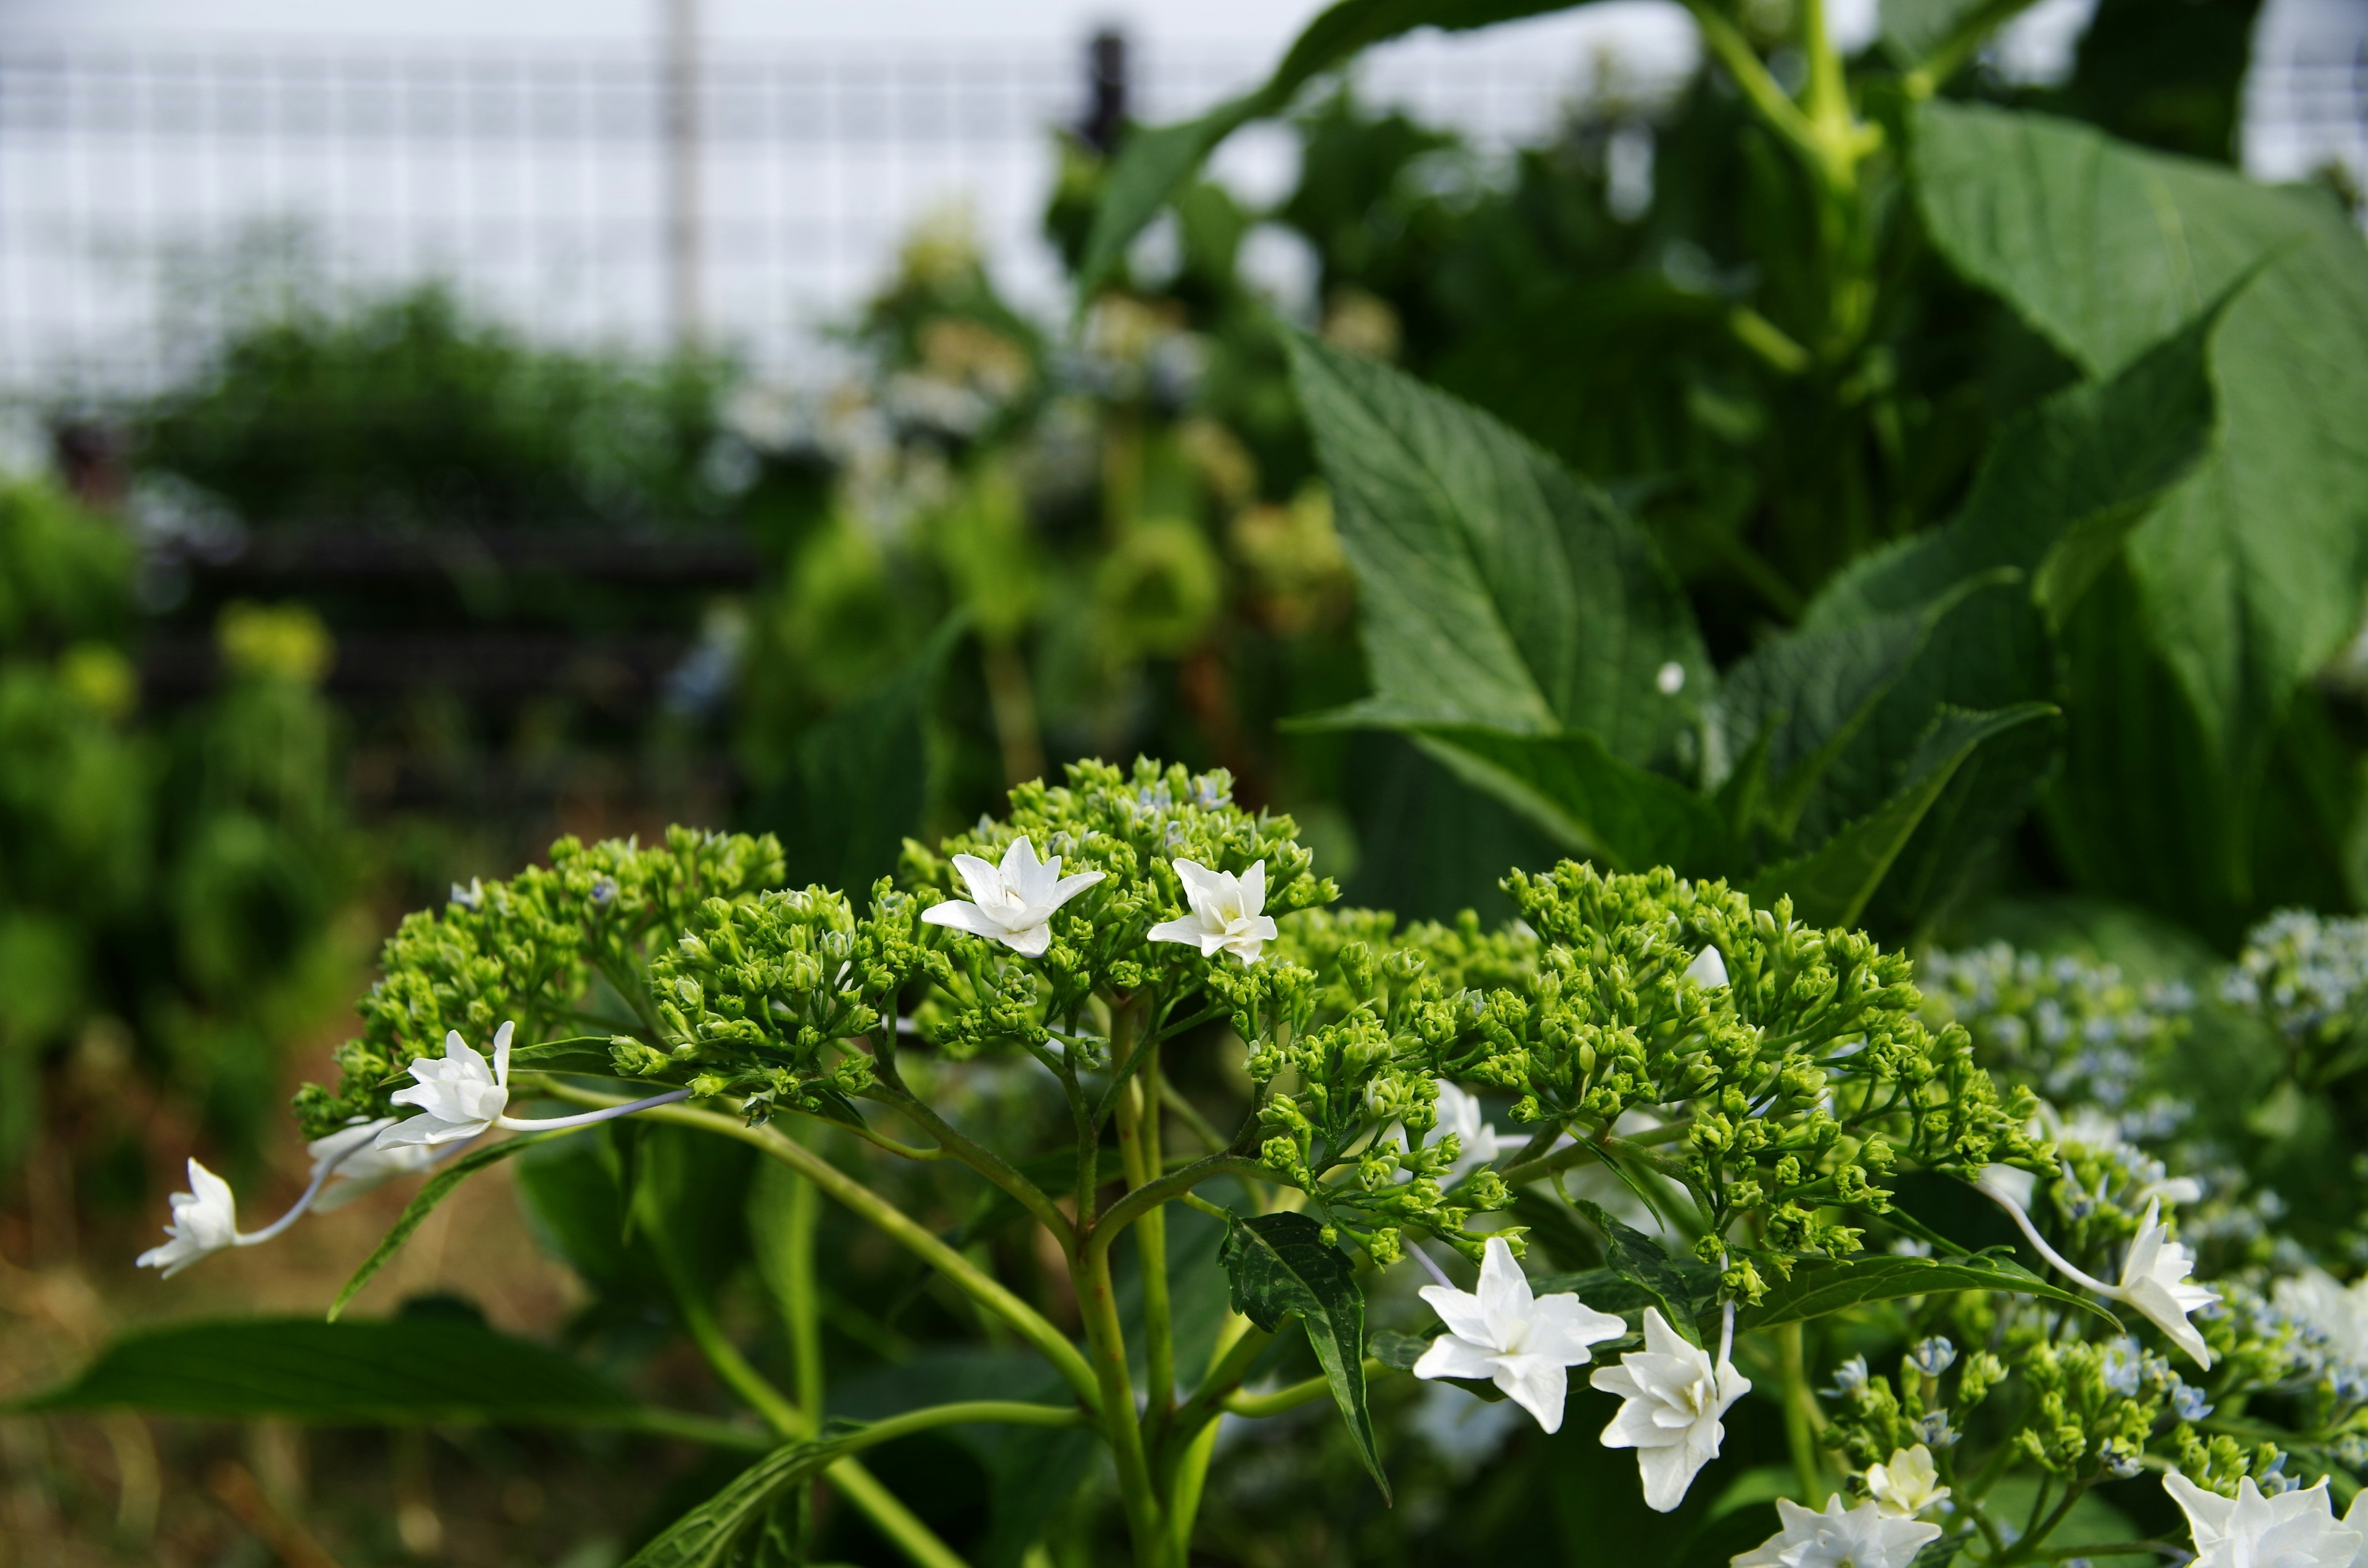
[[1224, 1358, 1392, 1419], [1088, 1155, 1274, 1262]]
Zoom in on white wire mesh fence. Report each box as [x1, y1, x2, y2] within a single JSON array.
[[0, 25, 2358, 399]]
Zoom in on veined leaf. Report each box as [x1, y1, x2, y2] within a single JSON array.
[[329, 1128, 575, 1321], [1735, 1251, 2123, 1332], [1219, 1211, 1388, 1499], [625, 1435, 860, 1568], [1748, 704, 2057, 929], [10, 1316, 720, 1431], [1401, 724, 1735, 875], [1915, 99, 2368, 787], [1287, 331, 1709, 763], [1079, 0, 1583, 293], [1571, 1199, 1720, 1342], [1717, 571, 2013, 844]]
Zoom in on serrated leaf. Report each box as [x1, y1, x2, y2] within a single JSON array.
[[1748, 704, 2057, 929], [1734, 1252, 2122, 1332], [1400, 724, 1735, 874], [1571, 1199, 1720, 1341], [1078, 0, 1583, 293], [1915, 99, 2368, 790], [328, 1128, 574, 1321], [12, 1316, 665, 1427], [1218, 1211, 1388, 1499], [1286, 331, 1709, 763]]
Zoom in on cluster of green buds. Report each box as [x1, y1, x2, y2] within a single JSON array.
[[1821, 1334, 2009, 1473], [294, 827, 783, 1137]]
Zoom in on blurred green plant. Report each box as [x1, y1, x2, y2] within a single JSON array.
[[0, 482, 355, 1173]]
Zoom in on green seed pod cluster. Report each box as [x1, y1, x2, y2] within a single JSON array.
[[292, 827, 783, 1136]]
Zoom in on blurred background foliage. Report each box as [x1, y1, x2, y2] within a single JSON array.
[[6, 0, 2368, 1560]]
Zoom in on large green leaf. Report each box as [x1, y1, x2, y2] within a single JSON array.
[[1287, 332, 1708, 761], [1078, 0, 1581, 292], [1749, 704, 2057, 928], [1218, 1210, 1387, 1499], [1735, 1252, 2121, 1332], [10, 1316, 728, 1432], [1717, 573, 2012, 844], [1915, 100, 2368, 787], [329, 1128, 574, 1321], [1402, 725, 1735, 874]]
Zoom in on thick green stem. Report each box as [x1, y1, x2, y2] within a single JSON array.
[[866, 1067, 1077, 1249], [1119, 1043, 1175, 1432], [1074, 1242, 1165, 1565], [1775, 1321, 1828, 1506], [630, 1100, 1103, 1411], [1165, 1417, 1222, 1568], [786, 1170, 825, 1415]]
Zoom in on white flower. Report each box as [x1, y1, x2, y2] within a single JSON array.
[[1413, 1236, 1626, 1434], [2164, 1473, 2367, 1568], [1684, 946, 1729, 988], [2120, 1197, 2219, 1369], [1148, 858, 1278, 967], [308, 1118, 437, 1211], [1732, 1496, 1942, 1568], [1656, 661, 1687, 696], [2276, 1268, 2368, 1365], [1864, 1445, 1950, 1518], [1593, 1307, 1752, 1511], [379, 1022, 515, 1147], [919, 836, 1103, 959], [135, 1159, 242, 1277]]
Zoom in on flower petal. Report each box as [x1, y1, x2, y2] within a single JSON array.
[[1412, 1332, 1498, 1383], [491, 1020, 514, 1088], [1526, 1293, 1627, 1362], [923, 899, 1006, 940], [1239, 859, 1267, 916], [1476, 1235, 1535, 1327], [1418, 1283, 1499, 1349], [1146, 916, 1207, 949], [951, 853, 1005, 908], [997, 921, 1053, 958], [1491, 1352, 1569, 1434]]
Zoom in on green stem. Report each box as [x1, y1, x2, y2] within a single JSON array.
[[866, 1069, 1077, 1250], [786, 1170, 825, 1416], [1679, 0, 1828, 175], [1122, 1047, 1176, 1433], [1092, 1155, 1273, 1255], [1168, 1317, 1275, 1459], [622, 1408, 776, 1451], [1165, 1416, 1222, 1568], [1775, 1321, 1828, 1506], [1225, 1359, 1392, 1418], [631, 1100, 1103, 1412], [1902, 0, 2047, 97], [647, 1194, 969, 1568], [1074, 1242, 1165, 1566]]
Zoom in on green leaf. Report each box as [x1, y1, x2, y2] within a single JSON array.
[[1748, 704, 2057, 929], [1366, 1328, 1442, 1372], [1915, 99, 2368, 789], [1286, 331, 1709, 763], [328, 1128, 574, 1321], [1078, 0, 1582, 293], [1719, 571, 2014, 844], [1734, 1252, 2123, 1332], [1218, 1211, 1388, 1500], [12, 1316, 663, 1426], [1571, 1199, 1720, 1340], [624, 1435, 859, 1568], [507, 1035, 634, 1078], [1399, 725, 1735, 875]]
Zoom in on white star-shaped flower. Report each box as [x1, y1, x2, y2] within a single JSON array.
[[135, 1159, 242, 1277], [1732, 1495, 1942, 1568], [1864, 1445, 1950, 1518], [2121, 1197, 2218, 1369], [919, 836, 1103, 959], [1593, 1307, 1751, 1511], [2165, 1474, 2367, 1568], [1147, 858, 1278, 966], [378, 1022, 515, 1147], [308, 1118, 437, 1210], [1413, 1236, 1626, 1434]]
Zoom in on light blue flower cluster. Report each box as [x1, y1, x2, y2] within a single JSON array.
[[1920, 943, 2194, 1117]]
